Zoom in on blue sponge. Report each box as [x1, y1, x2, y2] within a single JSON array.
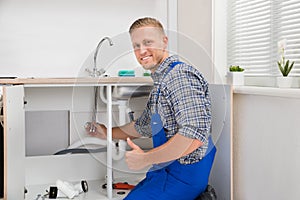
[[118, 70, 135, 77]]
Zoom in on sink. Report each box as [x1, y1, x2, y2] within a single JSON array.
[[111, 85, 152, 100]]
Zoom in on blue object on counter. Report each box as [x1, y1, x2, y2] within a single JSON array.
[[118, 70, 135, 77]]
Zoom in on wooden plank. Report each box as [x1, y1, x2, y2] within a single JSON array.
[[0, 77, 153, 85]]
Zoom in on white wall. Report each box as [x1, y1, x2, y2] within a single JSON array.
[[177, 0, 228, 84], [0, 0, 215, 80], [178, 0, 214, 82], [0, 0, 168, 78], [212, 0, 227, 84]]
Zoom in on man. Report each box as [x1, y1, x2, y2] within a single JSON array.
[[87, 17, 216, 200]]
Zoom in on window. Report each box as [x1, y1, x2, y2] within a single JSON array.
[[227, 0, 300, 77]]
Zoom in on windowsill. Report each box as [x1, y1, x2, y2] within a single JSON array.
[[233, 85, 300, 99], [229, 76, 300, 98]]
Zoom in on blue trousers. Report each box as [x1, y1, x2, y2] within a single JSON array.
[[124, 146, 216, 200]]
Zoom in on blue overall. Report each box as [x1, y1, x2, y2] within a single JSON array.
[[124, 62, 216, 200]]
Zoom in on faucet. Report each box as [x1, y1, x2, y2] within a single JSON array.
[[86, 36, 114, 77]]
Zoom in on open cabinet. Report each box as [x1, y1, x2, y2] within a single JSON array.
[[1, 80, 233, 200], [1, 78, 153, 200]]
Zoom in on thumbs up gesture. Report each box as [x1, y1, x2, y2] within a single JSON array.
[[125, 138, 149, 170]]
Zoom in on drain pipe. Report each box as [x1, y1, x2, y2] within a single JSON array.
[[99, 86, 129, 126], [99, 86, 127, 160]]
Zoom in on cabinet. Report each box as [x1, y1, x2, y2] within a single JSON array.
[[1, 78, 233, 200], [1, 77, 152, 200]]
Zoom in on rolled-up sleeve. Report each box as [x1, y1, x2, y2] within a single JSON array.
[[163, 67, 211, 143]]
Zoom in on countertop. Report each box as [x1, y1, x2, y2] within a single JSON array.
[[0, 77, 153, 85]]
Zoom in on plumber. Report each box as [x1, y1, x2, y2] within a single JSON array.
[[86, 17, 216, 200]]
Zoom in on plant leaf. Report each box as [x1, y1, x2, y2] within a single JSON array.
[[278, 61, 285, 75], [286, 61, 294, 76], [284, 60, 290, 76]]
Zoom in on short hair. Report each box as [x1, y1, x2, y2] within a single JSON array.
[[129, 17, 165, 35]]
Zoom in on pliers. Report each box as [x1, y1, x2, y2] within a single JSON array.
[[102, 182, 135, 190]]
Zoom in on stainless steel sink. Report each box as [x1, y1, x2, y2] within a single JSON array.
[[112, 85, 152, 100]]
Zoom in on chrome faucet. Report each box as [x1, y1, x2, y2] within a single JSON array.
[[86, 36, 114, 77]]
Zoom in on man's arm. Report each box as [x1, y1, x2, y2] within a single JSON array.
[[86, 121, 142, 140], [113, 121, 142, 140], [126, 133, 203, 170]]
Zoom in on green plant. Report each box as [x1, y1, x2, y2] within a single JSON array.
[[277, 39, 295, 77], [229, 65, 244, 72], [277, 59, 294, 77]]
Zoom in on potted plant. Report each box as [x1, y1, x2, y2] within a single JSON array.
[[227, 65, 245, 85], [277, 39, 295, 88]]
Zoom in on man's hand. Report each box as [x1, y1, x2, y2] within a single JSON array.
[[125, 138, 150, 170], [85, 122, 107, 139]]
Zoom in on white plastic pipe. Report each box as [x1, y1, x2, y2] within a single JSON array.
[[56, 179, 79, 199], [112, 139, 127, 161], [117, 100, 128, 126], [99, 86, 119, 105]]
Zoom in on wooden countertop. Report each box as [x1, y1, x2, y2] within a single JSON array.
[[0, 77, 153, 85]]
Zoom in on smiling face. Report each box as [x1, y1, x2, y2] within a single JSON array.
[[130, 26, 169, 72]]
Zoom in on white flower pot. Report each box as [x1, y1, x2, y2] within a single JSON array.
[[227, 72, 244, 86], [276, 77, 293, 88]]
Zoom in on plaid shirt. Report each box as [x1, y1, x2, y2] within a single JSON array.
[[134, 55, 211, 164]]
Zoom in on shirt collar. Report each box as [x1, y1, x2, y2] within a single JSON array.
[[151, 55, 179, 84]]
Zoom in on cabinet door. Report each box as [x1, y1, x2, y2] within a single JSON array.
[[3, 85, 25, 200]]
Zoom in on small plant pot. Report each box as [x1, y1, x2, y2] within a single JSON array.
[[227, 72, 244, 86], [276, 77, 293, 88]]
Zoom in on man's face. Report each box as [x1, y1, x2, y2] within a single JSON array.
[[130, 26, 168, 72]]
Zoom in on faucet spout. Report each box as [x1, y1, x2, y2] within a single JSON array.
[[87, 36, 114, 77]]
